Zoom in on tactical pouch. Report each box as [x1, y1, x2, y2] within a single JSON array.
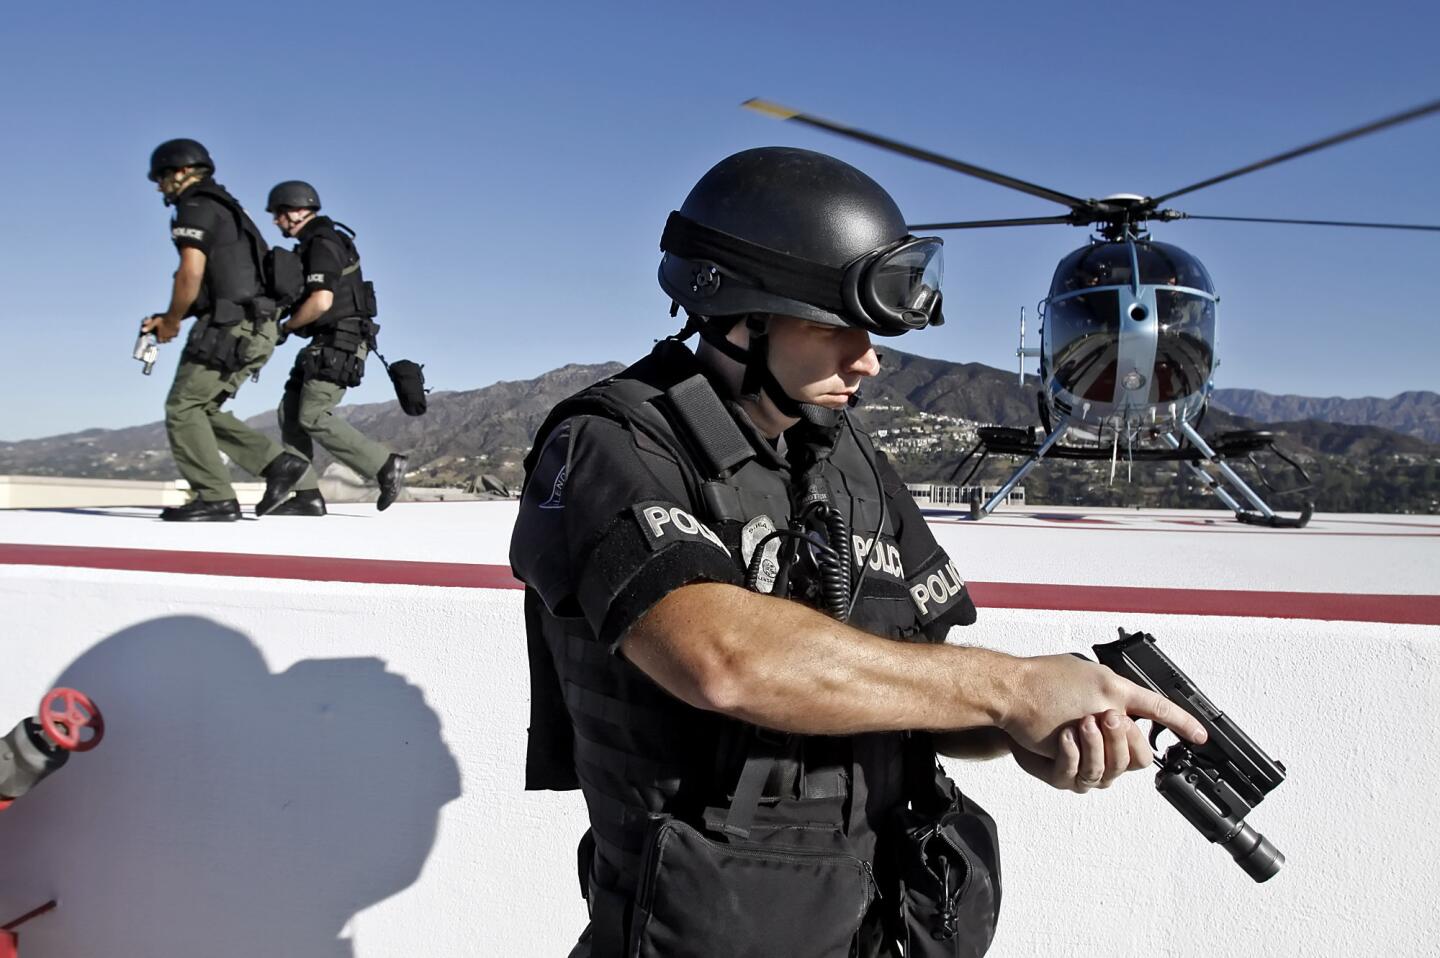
[[211, 299, 246, 327], [247, 296, 279, 325], [629, 816, 876, 958], [299, 344, 366, 388], [892, 759, 1001, 957], [264, 247, 305, 307], [358, 280, 378, 317], [183, 301, 249, 374], [387, 359, 427, 416]]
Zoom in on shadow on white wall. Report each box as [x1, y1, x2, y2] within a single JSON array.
[[0, 615, 463, 957]]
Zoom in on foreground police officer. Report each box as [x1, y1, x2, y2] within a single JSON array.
[[510, 148, 1208, 958], [142, 139, 308, 521], [261, 181, 406, 515]]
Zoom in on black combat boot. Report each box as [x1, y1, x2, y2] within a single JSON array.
[[160, 498, 242, 522], [256, 452, 310, 517], [376, 454, 408, 511], [268, 490, 327, 516]]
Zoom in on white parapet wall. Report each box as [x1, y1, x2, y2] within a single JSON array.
[[0, 475, 207, 509], [0, 502, 1437, 957]]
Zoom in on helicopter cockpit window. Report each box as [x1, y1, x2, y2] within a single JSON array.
[[1048, 290, 1119, 402], [1137, 242, 1215, 293], [1151, 290, 1216, 403], [1050, 244, 1134, 296]]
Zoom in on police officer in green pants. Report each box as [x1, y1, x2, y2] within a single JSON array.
[[142, 139, 309, 522], [264, 181, 406, 516]]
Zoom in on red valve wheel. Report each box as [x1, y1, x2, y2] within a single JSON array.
[[39, 688, 104, 752]]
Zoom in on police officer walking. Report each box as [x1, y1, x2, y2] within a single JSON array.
[[142, 139, 308, 521], [509, 148, 1208, 957], [263, 181, 406, 515]]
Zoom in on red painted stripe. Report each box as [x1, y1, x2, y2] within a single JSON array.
[[0, 543, 522, 590], [922, 516, 1440, 538], [967, 582, 1440, 626], [2, 542, 1437, 625]]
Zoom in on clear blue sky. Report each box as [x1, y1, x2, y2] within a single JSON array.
[[2, 0, 1436, 440]]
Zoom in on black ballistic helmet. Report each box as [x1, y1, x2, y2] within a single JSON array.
[[266, 180, 322, 213], [659, 147, 944, 336], [148, 138, 214, 181]]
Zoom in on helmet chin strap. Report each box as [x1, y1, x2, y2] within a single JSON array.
[[694, 314, 815, 420]]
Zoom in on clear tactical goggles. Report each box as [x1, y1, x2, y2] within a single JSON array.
[[844, 235, 944, 333], [661, 212, 945, 335]]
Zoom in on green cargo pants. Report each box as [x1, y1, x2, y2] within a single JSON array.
[[278, 344, 392, 493], [164, 318, 286, 502]]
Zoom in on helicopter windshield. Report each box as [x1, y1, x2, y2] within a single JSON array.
[[1136, 242, 1214, 292], [1050, 240, 1216, 296], [1048, 290, 1119, 402], [1150, 290, 1216, 403]]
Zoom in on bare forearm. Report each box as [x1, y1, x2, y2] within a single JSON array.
[[285, 290, 334, 331], [620, 582, 1019, 736], [163, 265, 203, 322]]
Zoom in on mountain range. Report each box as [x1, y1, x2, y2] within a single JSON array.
[[2, 349, 1436, 513], [1211, 389, 1440, 444]]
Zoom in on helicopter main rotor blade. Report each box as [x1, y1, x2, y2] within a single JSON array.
[[1151, 98, 1440, 204], [743, 98, 1091, 211], [1174, 213, 1440, 232], [907, 215, 1080, 230]]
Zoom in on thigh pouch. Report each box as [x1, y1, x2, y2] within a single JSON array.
[[630, 814, 876, 958], [889, 747, 1001, 958], [183, 300, 249, 374]]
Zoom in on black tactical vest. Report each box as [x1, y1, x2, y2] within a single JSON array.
[[518, 342, 989, 956], [185, 181, 266, 313], [298, 217, 377, 337]]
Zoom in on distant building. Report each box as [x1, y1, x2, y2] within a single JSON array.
[[906, 483, 1025, 507]]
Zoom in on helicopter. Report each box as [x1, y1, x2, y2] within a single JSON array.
[[743, 97, 1440, 527]]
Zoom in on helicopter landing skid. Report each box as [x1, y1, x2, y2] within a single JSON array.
[[1166, 421, 1313, 528], [954, 419, 1313, 527]]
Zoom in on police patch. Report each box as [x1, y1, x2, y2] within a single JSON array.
[[632, 501, 730, 557], [907, 559, 969, 624], [851, 533, 905, 583], [539, 465, 567, 510], [528, 421, 571, 512], [172, 226, 205, 241]]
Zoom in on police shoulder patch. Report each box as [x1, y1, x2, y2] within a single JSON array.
[[631, 501, 730, 557], [906, 558, 970, 625]]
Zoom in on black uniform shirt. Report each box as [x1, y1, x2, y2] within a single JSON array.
[[514, 412, 742, 649], [510, 342, 975, 652], [295, 217, 354, 295], [169, 182, 235, 257]]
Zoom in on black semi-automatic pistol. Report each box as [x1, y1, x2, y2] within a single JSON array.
[[1094, 628, 1287, 882]]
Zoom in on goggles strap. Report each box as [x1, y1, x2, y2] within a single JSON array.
[[662, 212, 847, 313]]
